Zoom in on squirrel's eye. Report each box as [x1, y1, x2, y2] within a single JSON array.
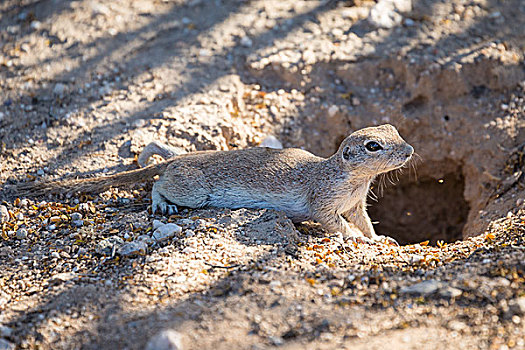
[[365, 141, 383, 152]]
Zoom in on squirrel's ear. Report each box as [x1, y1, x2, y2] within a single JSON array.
[[342, 146, 351, 161]]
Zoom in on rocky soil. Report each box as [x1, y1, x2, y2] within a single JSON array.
[[0, 0, 524, 349]]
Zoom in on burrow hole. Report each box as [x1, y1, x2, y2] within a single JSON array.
[[368, 166, 470, 245]]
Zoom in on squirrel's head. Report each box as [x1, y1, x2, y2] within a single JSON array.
[[334, 124, 414, 178]]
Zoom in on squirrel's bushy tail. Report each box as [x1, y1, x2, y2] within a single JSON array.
[[16, 162, 169, 197]]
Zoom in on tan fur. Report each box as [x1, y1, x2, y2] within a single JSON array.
[[17, 124, 414, 241], [17, 162, 169, 196]]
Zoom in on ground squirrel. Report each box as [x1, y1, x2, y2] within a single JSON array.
[[17, 124, 414, 242]]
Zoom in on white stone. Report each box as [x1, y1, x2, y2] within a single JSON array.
[[53, 83, 66, 96], [302, 50, 316, 65], [327, 105, 339, 117], [30, 21, 42, 30], [118, 241, 147, 256], [0, 325, 13, 337], [137, 235, 155, 245], [447, 320, 467, 331], [438, 286, 463, 298], [392, 0, 412, 13], [259, 135, 283, 149], [409, 254, 424, 264], [96, 236, 124, 255], [145, 329, 183, 350], [369, 0, 409, 28], [152, 223, 182, 242], [15, 228, 27, 240], [404, 18, 415, 26], [182, 247, 197, 254], [71, 212, 83, 221], [0, 338, 15, 350], [240, 36, 253, 48], [0, 206, 8, 223], [509, 297, 525, 316], [199, 49, 211, 57], [49, 272, 76, 284], [400, 280, 444, 295], [153, 219, 165, 230], [72, 220, 84, 227]]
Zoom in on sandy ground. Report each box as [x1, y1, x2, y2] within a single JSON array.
[[0, 0, 524, 349]]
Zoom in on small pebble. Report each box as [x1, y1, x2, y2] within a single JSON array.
[[439, 286, 463, 299], [400, 280, 444, 295], [137, 235, 155, 245], [404, 18, 415, 26], [409, 254, 424, 264], [0, 205, 8, 223], [447, 320, 467, 331], [369, 0, 403, 28], [0, 338, 15, 350], [153, 223, 182, 242], [15, 228, 27, 240], [53, 83, 66, 96], [509, 297, 525, 316], [153, 219, 165, 230], [96, 236, 124, 255], [49, 272, 76, 284], [268, 336, 284, 346], [240, 36, 253, 48], [199, 49, 211, 57], [71, 212, 83, 221], [118, 241, 147, 257], [30, 21, 41, 30], [51, 252, 61, 259], [79, 203, 90, 212], [0, 325, 13, 337], [182, 247, 197, 254], [72, 220, 84, 227], [327, 105, 338, 117]]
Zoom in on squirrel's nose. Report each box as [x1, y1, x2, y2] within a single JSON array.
[[404, 145, 414, 159]]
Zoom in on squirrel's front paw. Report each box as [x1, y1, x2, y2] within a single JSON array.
[[338, 231, 374, 245], [373, 235, 399, 246]]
